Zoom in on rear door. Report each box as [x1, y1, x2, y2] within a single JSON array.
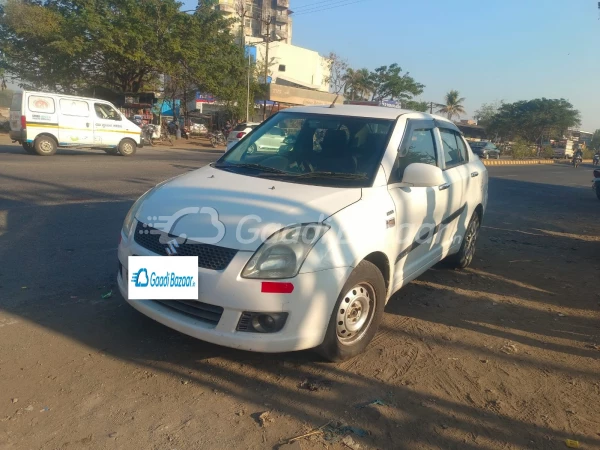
[[24, 93, 59, 143], [93, 102, 124, 147], [58, 98, 94, 146]]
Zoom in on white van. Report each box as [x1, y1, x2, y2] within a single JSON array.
[[9, 91, 142, 156]]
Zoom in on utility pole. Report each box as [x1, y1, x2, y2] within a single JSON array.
[[429, 102, 434, 114], [261, 14, 274, 121]]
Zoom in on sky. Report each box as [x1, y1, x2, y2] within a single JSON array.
[[183, 0, 600, 131]]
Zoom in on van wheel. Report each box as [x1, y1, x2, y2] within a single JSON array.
[[318, 260, 386, 362], [118, 139, 136, 156], [447, 212, 480, 269], [103, 148, 119, 155], [22, 143, 36, 154], [34, 136, 57, 156]]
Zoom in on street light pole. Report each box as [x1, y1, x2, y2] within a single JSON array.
[[246, 51, 251, 122]]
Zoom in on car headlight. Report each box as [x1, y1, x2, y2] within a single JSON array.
[[241, 224, 330, 279], [121, 188, 154, 239]]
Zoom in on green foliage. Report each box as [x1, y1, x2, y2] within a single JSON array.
[[0, 0, 248, 108], [510, 138, 531, 160], [436, 90, 466, 120], [473, 101, 503, 128], [369, 64, 424, 102], [487, 98, 580, 143], [542, 145, 554, 159], [590, 129, 600, 151], [403, 100, 429, 112], [343, 67, 372, 101], [583, 148, 594, 160]]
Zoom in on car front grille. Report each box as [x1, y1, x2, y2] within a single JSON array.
[[134, 222, 237, 271], [153, 300, 224, 326]]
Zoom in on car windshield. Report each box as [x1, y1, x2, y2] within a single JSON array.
[[215, 112, 394, 187], [233, 124, 249, 131]]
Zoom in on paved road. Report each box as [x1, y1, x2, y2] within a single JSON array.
[[1, 138, 599, 449]]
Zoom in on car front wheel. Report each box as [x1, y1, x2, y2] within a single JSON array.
[[318, 260, 386, 361]]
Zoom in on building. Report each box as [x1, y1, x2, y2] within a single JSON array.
[[252, 41, 330, 92], [217, 0, 293, 45]]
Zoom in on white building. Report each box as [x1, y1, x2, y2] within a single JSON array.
[[252, 40, 330, 93]]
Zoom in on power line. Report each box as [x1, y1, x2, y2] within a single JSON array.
[[292, 0, 359, 12], [292, 0, 371, 16]]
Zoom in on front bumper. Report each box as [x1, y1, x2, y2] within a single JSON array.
[[117, 236, 352, 353]]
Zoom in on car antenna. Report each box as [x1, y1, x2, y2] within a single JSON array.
[[329, 93, 339, 108]]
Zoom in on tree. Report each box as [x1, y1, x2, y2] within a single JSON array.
[[324, 52, 349, 95], [437, 90, 466, 120], [343, 67, 372, 101], [403, 100, 428, 112], [369, 64, 424, 103], [590, 129, 600, 151], [487, 98, 581, 144], [473, 101, 503, 128]]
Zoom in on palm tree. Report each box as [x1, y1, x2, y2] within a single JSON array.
[[436, 90, 466, 120], [343, 68, 373, 101]]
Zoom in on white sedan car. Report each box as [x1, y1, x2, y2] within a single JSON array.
[[226, 122, 260, 151], [117, 105, 488, 361]]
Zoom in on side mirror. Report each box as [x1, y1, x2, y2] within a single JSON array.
[[402, 163, 445, 187]]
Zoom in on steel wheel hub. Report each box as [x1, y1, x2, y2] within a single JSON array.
[[40, 141, 52, 152], [336, 283, 375, 345]]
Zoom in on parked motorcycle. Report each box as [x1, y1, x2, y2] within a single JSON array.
[[141, 124, 157, 147], [593, 154, 599, 166], [209, 131, 226, 148], [592, 169, 600, 200]]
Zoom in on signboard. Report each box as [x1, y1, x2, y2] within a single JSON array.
[[196, 92, 216, 104], [268, 85, 343, 106]]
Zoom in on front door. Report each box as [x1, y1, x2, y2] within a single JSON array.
[[435, 126, 471, 257], [93, 102, 125, 147], [57, 98, 94, 146], [388, 119, 449, 287]]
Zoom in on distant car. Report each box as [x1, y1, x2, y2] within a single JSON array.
[[190, 123, 207, 135], [247, 126, 287, 153], [226, 122, 260, 151], [469, 141, 500, 159]]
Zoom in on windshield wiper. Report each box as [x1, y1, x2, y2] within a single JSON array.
[[214, 163, 288, 174], [293, 171, 368, 180]]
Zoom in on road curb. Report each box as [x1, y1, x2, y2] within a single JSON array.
[[483, 159, 594, 166]]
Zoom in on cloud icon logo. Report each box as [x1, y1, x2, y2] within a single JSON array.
[[150, 206, 226, 245], [131, 268, 149, 287]]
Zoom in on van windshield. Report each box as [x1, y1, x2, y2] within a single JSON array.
[[10, 93, 22, 111], [214, 112, 394, 187]]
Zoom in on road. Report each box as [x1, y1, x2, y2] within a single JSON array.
[[1, 137, 599, 450]]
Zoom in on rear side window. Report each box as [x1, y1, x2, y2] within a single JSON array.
[[440, 129, 467, 168], [10, 93, 22, 111], [28, 95, 55, 114], [60, 99, 89, 117]]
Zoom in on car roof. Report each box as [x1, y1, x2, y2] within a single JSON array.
[[280, 104, 455, 125]]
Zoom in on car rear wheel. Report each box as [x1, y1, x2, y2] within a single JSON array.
[[34, 136, 57, 156], [318, 260, 386, 362], [447, 212, 480, 269]]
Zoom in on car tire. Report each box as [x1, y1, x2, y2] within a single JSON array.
[[118, 139, 136, 156], [317, 260, 386, 362], [22, 142, 36, 154], [34, 135, 57, 156], [446, 212, 480, 269], [103, 148, 119, 155]]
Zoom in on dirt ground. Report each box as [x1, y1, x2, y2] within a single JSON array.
[[0, 143, 599, 449]]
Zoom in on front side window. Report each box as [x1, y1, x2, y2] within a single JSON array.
[[440, 129, 467, 168], [94, 103, 121, 121], [215, 112, 393, 187], [391, 124, 438, 183]]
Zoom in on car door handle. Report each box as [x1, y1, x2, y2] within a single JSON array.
[[438, 183, 450, 191], [471, 171, 479, 178]]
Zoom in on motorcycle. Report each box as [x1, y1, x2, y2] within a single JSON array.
[[593, 154, 599, 166], [141, 124, 158, 147], [573, 155, 582, 168], [209, 131, 227, 148], [592, 169, 600, 200]]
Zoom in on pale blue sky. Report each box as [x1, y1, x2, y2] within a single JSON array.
[[184, 0, 600, 131]]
